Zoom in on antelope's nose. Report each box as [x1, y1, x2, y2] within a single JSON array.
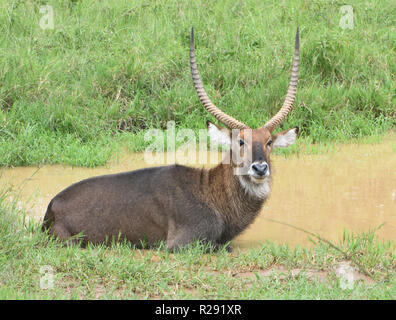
[[251, 162, 268, 176]]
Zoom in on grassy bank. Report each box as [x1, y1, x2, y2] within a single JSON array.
[[0, 190, 394, 299], [0, 0, 395, 167]]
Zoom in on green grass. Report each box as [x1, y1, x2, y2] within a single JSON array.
[[0, 189, 394, 299], [0, 0, 395, 167]]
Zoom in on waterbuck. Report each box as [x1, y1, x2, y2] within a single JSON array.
[[42, 28, 301, 251]]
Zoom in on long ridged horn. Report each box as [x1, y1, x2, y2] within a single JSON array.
[[189, 27, 249, 130], [263, 27, 300, 132]]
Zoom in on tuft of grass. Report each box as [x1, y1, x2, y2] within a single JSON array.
[[0, 189, 394, 299], [0, 0, 395, 167]]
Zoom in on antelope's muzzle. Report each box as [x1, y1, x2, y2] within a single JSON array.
[[250, 162, 269, 178]]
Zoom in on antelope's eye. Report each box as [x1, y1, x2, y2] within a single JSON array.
[[267, 140, 273, 147], [239, 139, 245, 146]]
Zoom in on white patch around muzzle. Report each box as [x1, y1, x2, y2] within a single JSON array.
[[238, 176, 271, 199]]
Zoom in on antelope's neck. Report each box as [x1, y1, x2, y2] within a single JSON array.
[[204, 163, 269, 219]]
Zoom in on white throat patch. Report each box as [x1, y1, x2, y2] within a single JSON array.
[[238, 176, 271, 199]]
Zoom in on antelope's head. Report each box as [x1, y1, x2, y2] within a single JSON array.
[[190, 27, 300, 185]]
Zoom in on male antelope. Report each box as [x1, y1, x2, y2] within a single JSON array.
[[42, 28, 300, 251]]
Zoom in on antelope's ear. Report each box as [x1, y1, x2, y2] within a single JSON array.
[[207, 121, 231, 146], [273, 127, 299, 148]]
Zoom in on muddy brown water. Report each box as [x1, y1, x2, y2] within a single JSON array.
[[1, 135, 395, 248]]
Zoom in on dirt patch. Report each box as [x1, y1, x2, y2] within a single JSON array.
[[221, 262, 375, 285], [335, 261, 375, 285], [231, 265, 329, 282]]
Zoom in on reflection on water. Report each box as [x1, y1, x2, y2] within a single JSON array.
[[1, 134, 395, 248]]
